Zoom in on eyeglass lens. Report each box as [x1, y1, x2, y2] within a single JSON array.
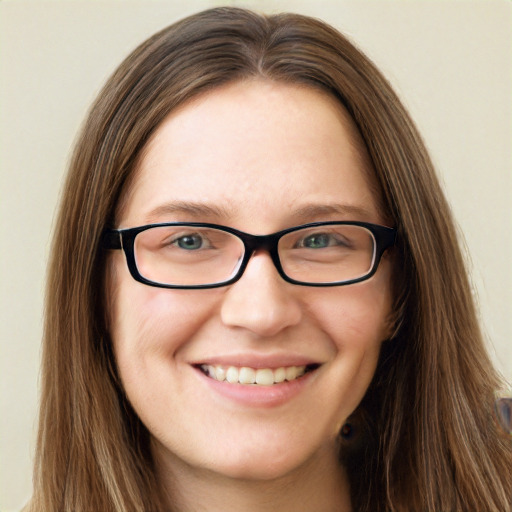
[[133, 224, 376, 286]]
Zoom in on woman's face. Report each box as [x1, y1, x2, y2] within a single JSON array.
[[110, 80, 393, 482]]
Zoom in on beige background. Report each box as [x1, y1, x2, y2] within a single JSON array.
[[1, 1, 510, 510]]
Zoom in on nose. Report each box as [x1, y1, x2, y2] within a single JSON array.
[[220, 251, 302, 337]]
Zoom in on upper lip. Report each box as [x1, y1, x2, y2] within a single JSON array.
[[190, 353, 322, 369]]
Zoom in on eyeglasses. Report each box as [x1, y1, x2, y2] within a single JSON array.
[[103, 221, 396, 289]]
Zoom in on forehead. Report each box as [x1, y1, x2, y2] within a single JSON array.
[[117, 80, 383, 229]]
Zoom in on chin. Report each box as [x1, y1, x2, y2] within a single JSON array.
[[211, 454, 307, 482], [204, 435, 333, 483]]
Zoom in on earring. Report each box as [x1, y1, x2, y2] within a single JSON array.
[[340, 422, 354, 440]]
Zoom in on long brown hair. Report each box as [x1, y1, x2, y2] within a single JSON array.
[[29, 7, 511, 512]]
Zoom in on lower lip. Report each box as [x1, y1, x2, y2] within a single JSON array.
[[194, 367, 317, 408]]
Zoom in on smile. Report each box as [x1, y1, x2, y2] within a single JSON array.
[[199, 364, 317, 386]]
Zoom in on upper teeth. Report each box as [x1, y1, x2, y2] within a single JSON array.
[[201, 364, 307, 386]]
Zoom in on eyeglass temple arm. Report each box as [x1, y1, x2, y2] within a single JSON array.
[[102, 229, 122, 250]]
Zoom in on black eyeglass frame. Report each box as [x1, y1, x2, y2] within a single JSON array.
[[103, 221, 396, 289]]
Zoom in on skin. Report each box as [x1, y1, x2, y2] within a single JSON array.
[[110, 80, 393, 512]]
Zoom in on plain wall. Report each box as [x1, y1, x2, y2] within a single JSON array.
[[1, 1, 510, 510]]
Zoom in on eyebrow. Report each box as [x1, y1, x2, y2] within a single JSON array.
[[144, 201, 234, 223], [291, 203, 375, 221], [144, 201, 375, 224]]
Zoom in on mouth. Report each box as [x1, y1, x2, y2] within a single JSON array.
[[198, 363, 320, 386]]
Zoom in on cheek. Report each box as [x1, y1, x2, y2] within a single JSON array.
[[310, 279, 393, 350], [305, 269, 393, 412], [109, 274, 218, 379], [327, 322, 386, 425]]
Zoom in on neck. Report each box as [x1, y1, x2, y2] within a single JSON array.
[[154, 442, 352, 512]]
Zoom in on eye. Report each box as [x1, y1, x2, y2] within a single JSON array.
[[173, 233, 207, 250], [299, 233, 339, 249]]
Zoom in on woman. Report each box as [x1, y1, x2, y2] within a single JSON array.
[[28, 7, 511, 512]]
